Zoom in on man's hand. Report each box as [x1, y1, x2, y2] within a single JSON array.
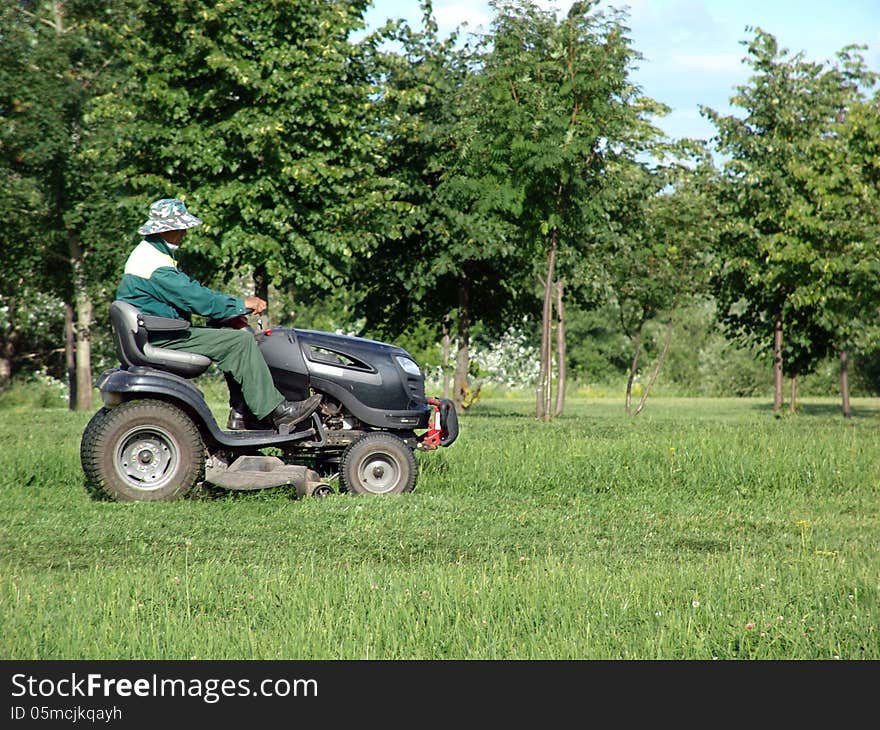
[[244, 296, 267, 315]]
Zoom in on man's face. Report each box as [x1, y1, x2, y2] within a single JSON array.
[[160, 229, 186, 246]]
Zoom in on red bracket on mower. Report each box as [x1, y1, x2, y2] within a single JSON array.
[[418, 397, 459, 450]]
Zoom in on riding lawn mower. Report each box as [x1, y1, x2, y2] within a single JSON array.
[[79, 301, 458, 501]]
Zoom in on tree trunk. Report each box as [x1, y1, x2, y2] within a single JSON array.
[[625, 325, 643, 417], [253, 263, 269, 324], [840, 349, 851, 418], [64, 301, 76, 410], [69, 232, 93, 411], [634, 318, 674, 416], [554, 279, 566, 417], [0, 333, 15, 391], [773, 314, 783, 414], [441, 313, 451, 400], [0, 296, 19, 390], [48, 6, 92, 409], [537, 233, 557, 422], [452, 275, 470, 411], [74, 289, 93, 411], [0, 348, 10, 389], [535, 283, 547, 421], [789, 376, 797, 415]]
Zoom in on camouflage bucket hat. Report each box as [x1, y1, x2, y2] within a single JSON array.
[[138, 198, 203, 235]]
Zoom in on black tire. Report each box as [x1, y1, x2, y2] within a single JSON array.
[[339, 433, 418, 495], [79, 407, 112, 498], [80, 399, 205, 502]]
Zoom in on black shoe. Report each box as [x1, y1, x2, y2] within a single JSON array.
[[271, 394, 322, 434], [226, 406, 271, 431]]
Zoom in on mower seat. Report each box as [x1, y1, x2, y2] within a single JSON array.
[[109, 300, 212, 379]]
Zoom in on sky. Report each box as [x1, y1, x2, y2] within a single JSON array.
[[361, 0, 880, 143]]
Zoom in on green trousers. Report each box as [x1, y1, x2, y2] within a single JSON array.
[[150, 327, 284, 420]]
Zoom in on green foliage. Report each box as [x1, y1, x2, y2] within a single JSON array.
[[597, 152, 718, 339], [0, 1, 145, 408], [562, 303, 630, 382], [471, 0, 666, 290], [563, 298, 775, 397], [0, 1, 130, 285], [351, 4, 528, 344], [88, 0, 391, 297]]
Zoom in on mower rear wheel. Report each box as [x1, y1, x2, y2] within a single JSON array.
[[80, 399, 205, 502], [339, 433, 418, 495]]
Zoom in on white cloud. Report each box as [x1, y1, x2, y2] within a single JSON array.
[[669, 52, 744, 75], [432, 2, 491, 34], [533, 0, 577, 12], [431, 0, 580, 34]]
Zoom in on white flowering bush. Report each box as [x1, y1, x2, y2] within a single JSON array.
[[471, 325, 541, 389], [0, 366, 70, 409], [423, 325, 541, 396], [0, 290, 69, 390], [31, 366, 69, 405]]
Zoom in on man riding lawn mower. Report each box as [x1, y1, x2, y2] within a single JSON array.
[[80, 198, 458, 502]]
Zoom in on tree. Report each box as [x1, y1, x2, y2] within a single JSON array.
[[90, 0, 392, 316], [703, 28, 878, 414], [350, 3, 529, 412], [599, 148, 718, 415], [0, 0, 126, 408], [808, 88, 880, 416], [466, 0, 665, 420]]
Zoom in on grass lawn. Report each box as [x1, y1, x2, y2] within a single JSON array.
[[0, 395, 877, 659]]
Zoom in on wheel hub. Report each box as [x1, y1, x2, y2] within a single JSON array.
[[359, 453, 399, 494], [116, 428, 178, 491]]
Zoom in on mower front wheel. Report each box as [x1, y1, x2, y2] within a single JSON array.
[[80, 399, 205, 502], [339, 433, 418, 495]]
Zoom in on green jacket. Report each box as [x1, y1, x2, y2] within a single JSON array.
[[116, 235, 246, 322]]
